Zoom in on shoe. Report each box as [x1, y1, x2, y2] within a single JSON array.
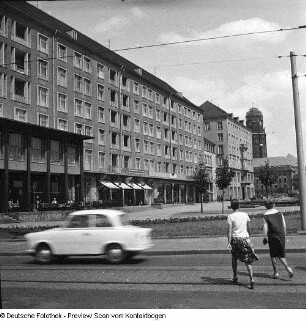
[[248, 280, 255, 289], [287, 267, 293, 278], [270, 273, 279, 279], [232, 276, 238, 284]]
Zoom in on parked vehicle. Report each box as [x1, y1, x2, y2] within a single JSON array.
[[24, 209, 152, 264]]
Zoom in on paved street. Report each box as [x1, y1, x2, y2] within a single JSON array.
[[2, 253, 306, 309]]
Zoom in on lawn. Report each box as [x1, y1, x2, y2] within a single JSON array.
[[0, 211, 301, 239]]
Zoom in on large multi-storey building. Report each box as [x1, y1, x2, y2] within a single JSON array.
[[245, 105, 267, 158], [199, 101, 254, 200], [0, 1, 208, 211]]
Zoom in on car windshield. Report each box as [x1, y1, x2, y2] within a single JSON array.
[[119, 213, 131, 226]]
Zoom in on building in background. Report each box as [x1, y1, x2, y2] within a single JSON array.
[[245, 105, 267, 158], [253, 154, 298, 197], [199, 101, 254, 200], [0, 1, 210, 211]]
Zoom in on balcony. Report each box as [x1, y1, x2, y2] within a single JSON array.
[[11, 35, 30, 48], [12, 93, 30, 104]]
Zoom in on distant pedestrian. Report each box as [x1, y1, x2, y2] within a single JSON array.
[[227, 199, 258, 289], [263, 199, 293, 279]]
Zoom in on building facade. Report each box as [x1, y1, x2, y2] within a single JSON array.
[[253, 155, 298, 197], [203, 138, 217, 201], [0, 1, 211, 211], [245, 106, 267, 158], [199, 101, 255, 200]]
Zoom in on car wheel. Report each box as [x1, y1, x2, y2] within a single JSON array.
[[105, 244, 125, 264], [35, 244, 53, 264]]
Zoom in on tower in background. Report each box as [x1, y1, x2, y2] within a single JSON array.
[[246, 104, 267, 158]]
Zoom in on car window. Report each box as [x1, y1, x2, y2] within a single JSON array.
[[67, 215, 89, 228], [95, 215, 112, 227]]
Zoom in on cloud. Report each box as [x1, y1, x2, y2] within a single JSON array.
[[131, 7, 146, 17], [158, 18, 287, 47], [94, 7, 146, 33], [168, 70, 306, 156], [95, 16, 129, 33]]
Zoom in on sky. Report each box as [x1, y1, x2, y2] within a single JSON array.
[[29, 0, 306, 158]]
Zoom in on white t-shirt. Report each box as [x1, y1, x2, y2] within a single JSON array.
[[227, 211, 250, 238]]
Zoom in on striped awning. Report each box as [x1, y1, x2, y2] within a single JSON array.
[[114, 182, 132, 189], [128, 183, 143, 190], [100, 181, 120, 189], [138, 184, 152, 190]]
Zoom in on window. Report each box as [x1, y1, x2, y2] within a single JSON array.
[[133, 82, 139, 95], [218, 133, 223, 142], [38, 34, 48, 54], [38, 59, 48, 80], [74, 74, 82, 93], [37, 86, 49, 107], [84, 102, 92, 119], [0, 73, 7, 98], [109, 89, 118, 107], [98, 129, 105, 145], [156, 110, 161, 122], [135, 158, 141, 170], [97, 84, 104, 101], [31, 137, 46, 163], [134, 119, 140, 133], [148, 89, 153, 101], [109, 69, 117, 85], [57, 43, 67, 62], [38, 113, 49, 127], [134, 99, 140, 113], [98, 152, 105, 168], [155, 92, 160, 104], [142, 86, 147, 98], [9, 133, 25, 161], [121, 75, 129, 90], [75, 123, 83, 134], [97, 63, 105, 79], [84, 56, 91, 73], [50, 140, 63, 164], [57, 93, 67, 112], [144, 140, 149, 154], [0, 103, 3, 117], [135, 138, 140, 152], [97, 106, 105, 123], [123, 135, 130, 148], [74, 99, 83, 117], [95, 215, 112, 228], [149, 123, 154, 137], [142, 103, 148, 117], [217, 121, 223, 130], [156, 126, 161, 139], [217, 145, 224, 154], [85, 126, 92, 137], [73, 51, 82, 69], [68, 215, 89, 228], [57, 67, 67, 87], [58, 118, 68, 131], [110, 110, 118, 125], [122, 114, 129, 128], [204, 122, 210, 131], [14, 107, 27, 122], [84, 78, 92, 96], [122, 94, 129, 108]]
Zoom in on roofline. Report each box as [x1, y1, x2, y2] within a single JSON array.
[[2, 1, 198, 109]]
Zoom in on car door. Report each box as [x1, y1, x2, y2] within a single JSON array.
[[88, 214, 116, 254], [54, 215, 96, 255]]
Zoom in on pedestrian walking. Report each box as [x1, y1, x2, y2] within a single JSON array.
[[263, 199, 293, 279], [227, 199, 259, 289]]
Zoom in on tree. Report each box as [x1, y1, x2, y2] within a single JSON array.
[[258, 160, 278, 197], [193, 160, 211, 213], [215, 158, 235, 213]]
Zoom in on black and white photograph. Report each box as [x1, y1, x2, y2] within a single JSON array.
[[0, 0, 306, 317]]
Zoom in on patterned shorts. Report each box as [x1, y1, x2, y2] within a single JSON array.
[[231, 237, 259, 263]]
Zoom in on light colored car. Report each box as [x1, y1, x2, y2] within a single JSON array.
[[24, 209, 152, 264]]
